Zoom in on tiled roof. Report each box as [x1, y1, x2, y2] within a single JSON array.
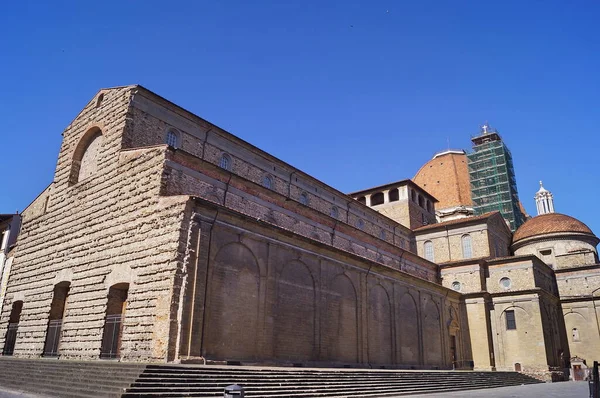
[[413, 152, 473, 210], [513, 213, 596, 243], [414, 211, 500, 232]]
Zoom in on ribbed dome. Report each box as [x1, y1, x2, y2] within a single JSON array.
[[513, 213, 595, 243], [413, 151, 472, 209]]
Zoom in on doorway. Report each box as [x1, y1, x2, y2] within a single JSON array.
[[100, 283, 128, 359]]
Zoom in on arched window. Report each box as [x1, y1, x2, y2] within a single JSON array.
[[462, 234, 473, 259], [424, 241, 434, 262], [219, 153, 232, 171], [371, 192, 384, 206], [165, 129, 180, 148], [411, 190, 416, 202], [299, 192, 309, 206], [330, 206, 339, 219], [262, 175, 273, 190], [70, 127, 104, 185], [356, 219, 365, 230], [418, 195, 424, 208], [96, 93, 104, 108], [389, 188, 399, 202], [357, 196, 366, 205]]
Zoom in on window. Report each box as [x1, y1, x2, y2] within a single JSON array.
[[262, 175, 273, 189], [299, 192, 309, 206], [356, 219, 365, 230], [96, 93, 104, 108], [461, 234, 473, 259], [451, 281, 461, 291], [371, 192, 384, 206], [572, 328, 580, 342], [330, 206, 339, 219], [418, 195, 424, 207], [505, 310, 516, 330], [166, 129, 180, 148], [219, 153, 232, 171], [389, 188, 399, 202], [500, 277, 512, 290], [357, 196, 366, 205], [424, 241, 434, 262], [379, 229, 386, 240]]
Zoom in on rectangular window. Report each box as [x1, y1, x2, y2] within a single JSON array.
[[506, 310, 516, 330]]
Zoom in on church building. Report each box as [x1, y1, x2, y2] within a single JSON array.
[[1, 87, 598, 382]]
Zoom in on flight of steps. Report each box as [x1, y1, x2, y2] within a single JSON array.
[[0, 357, 146, 398], [123, 365, 544, 397]]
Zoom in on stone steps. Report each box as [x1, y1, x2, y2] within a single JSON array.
[[0, 357, 146, 398], [124, 365, 543, 397], [0, 358, 543, 398]]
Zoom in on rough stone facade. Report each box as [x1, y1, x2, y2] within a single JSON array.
[[0, 86, 467, 369]]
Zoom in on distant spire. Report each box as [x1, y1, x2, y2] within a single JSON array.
[[535, 180, 555, 215]]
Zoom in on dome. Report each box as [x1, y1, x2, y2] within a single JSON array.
[[513, 213, 596, 243], [413, 150, 472, 210]]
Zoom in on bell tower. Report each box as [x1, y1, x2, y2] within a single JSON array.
[[535, 181, 555, 215]]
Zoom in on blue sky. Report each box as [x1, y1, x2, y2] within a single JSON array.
[[1, 1, 599, 234]]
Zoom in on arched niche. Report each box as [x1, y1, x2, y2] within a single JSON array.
[[205, 242, 261, 361], [323, 273, 358, 364], [69, 126, 104, 185], [274, 260, 316, 362], [367, 283, 392, 365]]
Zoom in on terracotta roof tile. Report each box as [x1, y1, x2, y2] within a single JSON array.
[[413, 152, 473, 210], [513, 213, 596, 243]]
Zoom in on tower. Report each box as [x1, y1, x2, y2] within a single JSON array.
[[466, 123, 525, 231], [535, 181, 555, 215]]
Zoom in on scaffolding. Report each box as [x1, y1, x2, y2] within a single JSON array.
[[467, 128, 524, 232]]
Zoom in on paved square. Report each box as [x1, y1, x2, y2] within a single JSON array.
[[409, 381, 589, 397]]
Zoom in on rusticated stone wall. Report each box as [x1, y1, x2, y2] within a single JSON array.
[[0, 87, 191, 361]]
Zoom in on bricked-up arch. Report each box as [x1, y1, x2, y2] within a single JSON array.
[[69, 126, 104, 184], [43, 281, 70, 357], [100, 283, 128, 359], [323, 274, 358, 363], [274, 260, 316, 361], [368, 283, 393, 365], [205, 242, 260, 361], [423, 299, 443, 366], [397, 292, 419, 365], [3, 301, 23, 356]]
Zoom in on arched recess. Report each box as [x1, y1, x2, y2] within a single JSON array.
[[367, 283, 393, 365], [70, 126, 104, 184], [3, 301, 23, 356], [204, 242, 261, 361], [100, 283, 129, 359], [423, 299, 443, 366], [323, 273, 358, 363], [397, 292, 419, 365], [274, 260, 316, 361], [43, 281, 70, 357]]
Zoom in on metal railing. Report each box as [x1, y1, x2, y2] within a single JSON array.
[[2, 323, 18, 355], [100, 314, 123, 359], [42, 319, 63, 357]]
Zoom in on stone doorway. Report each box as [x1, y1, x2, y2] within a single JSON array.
[[100, 283, 128, 359], [2, 301, 23, 355], [43, 282, 70, 357]]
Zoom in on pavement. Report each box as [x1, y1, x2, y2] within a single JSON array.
[[409, 381, 590, 398], [0, 381, 591, 398]]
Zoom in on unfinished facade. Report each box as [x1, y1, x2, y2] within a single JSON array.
[[0, 86, 469, 369]]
